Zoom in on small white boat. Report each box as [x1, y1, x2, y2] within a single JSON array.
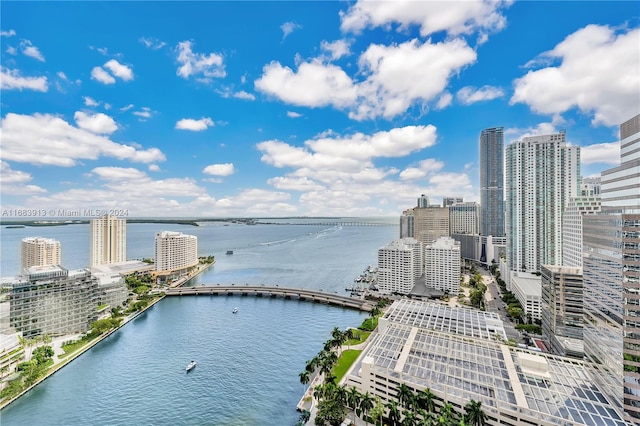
[[232, 307, 238, 314], [186, 360, 196, 372]]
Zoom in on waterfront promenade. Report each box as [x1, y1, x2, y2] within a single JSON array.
[[166, 285, 374, 311]]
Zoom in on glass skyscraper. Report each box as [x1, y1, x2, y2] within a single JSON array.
[[479, 127, 505, 237], [583, 114, 640, 423]]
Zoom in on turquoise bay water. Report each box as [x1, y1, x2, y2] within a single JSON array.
[[0, 220, 397, 425]]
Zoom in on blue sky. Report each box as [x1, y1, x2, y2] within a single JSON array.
[[1, 1, 638, 218]]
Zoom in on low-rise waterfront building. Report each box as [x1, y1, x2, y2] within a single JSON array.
[[424, 237, 460, 294], [344, 299, 625, 426], [8, 266, 98, 337]]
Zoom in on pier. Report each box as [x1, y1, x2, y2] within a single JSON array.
[[165, 285, 374, 311]]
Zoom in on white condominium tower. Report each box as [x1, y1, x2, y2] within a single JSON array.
[[424, 237, 461, 294], [505, 131, 580, 274], [154, 231, 198, 275], [377, 238, 423, 295], [21, 237, 61, 271], [90, 214, 127, 267]]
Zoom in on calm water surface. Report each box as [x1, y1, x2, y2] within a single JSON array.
[[0, 219, 397, 425]]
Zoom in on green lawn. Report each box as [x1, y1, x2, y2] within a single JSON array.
[[332, 350, 362, 383], [346, 331, 371, 346], [59, 334, 100, 358]]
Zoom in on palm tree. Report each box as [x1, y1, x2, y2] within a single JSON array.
[[397, 383, 415, 410], [370, 396, 385, 426], [464, 400, 486, 426], [402, 410, 417, 426], [417, 409, 437, 426], [344, 328, 355, 350], [386, 400, 402, 426], [359, 391, 375, 425], [416, 388, 436, 414], [299, 370, 310, 390], [438, 403, 457, 425], [347, 386, 361, 423], [369, 306, 382, 318]]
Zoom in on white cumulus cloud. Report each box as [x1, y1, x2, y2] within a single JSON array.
[[511, 25, 640, 126], [203, 163, 235, 176], [320, 39, 351, 60], [340, 0, 510, 39], [20, 39, 45, 61], [103, 59, 134, 81], [176, 40, 225, 81], [456, 85, 504, 105], [255, 60, 357, 108], [74, 111, 118, 134], [581, 142, 620, 165], [91, 66, 115, 84], [281, 21, 302, 40], [83, 96, 99, 107], [0, 113, 165, 166], [287, 111, 303, 118], [175, 117, 214, 131], [0, 67, 48, 91]]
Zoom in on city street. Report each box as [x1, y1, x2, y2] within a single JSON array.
[[478, 268, 522, 342]]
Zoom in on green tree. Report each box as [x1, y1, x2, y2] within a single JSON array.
[[417, 388, 436, 413], [296, 409, 311, 426], [299, 370, 310, 389], [32, 345, 54, 365], [370, 396, 385, 426], [359, 391, 375, 425], [347, 386, 361, 423], [397, 383, 415, 410], [386, 400, 402, 426], [402, 410, 417, 426], [464, 400, 486, 426]]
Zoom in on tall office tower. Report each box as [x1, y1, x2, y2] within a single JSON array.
[[424, 237, 461, 294], [377, 238, 423, 294], [480, 127, 505, 237], [448, 202, 479, 235], [417, 194, 430, 208], [541, 265, 583, 358], [20, 237, 61, 271], [413, 206, 449, 245], [155, 231, 198, 275], [561, 194, 601, 268], [583, 114, 640, 423], [505, 131, 580, 274], [90, 214, 126, 267], [399, 208, 414, 238], [442, 197, 463, 208]]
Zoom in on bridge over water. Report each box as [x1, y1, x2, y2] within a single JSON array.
[[165, 285, 374, 311]]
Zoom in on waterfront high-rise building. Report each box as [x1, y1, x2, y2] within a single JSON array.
[[377, 238, 423, 294], [20, 237, 61, 271], [448, 202, 479, 235], [442, 196, 463, 208], [9, 266, 98, 337], [541, 265, 583, 358], [155, 231, 198, 280], [583, 114, 640, 423], [505, 131, 580, 274], [424, 237, 460, 294], [412, 206, 449, 245], [90, 214, 126, 267], [480, 127, 505, 237]]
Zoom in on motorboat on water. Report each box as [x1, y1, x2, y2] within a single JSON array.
[[226, 250, 234, 255], [232, 307, 238, 314], [186, 360, 196, 372]]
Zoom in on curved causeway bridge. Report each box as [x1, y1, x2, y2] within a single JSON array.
[[165, 285, 374, 311]]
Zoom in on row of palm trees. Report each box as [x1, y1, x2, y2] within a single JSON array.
[[311, 381, 486, 426], [299, 326, 355, 390]]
